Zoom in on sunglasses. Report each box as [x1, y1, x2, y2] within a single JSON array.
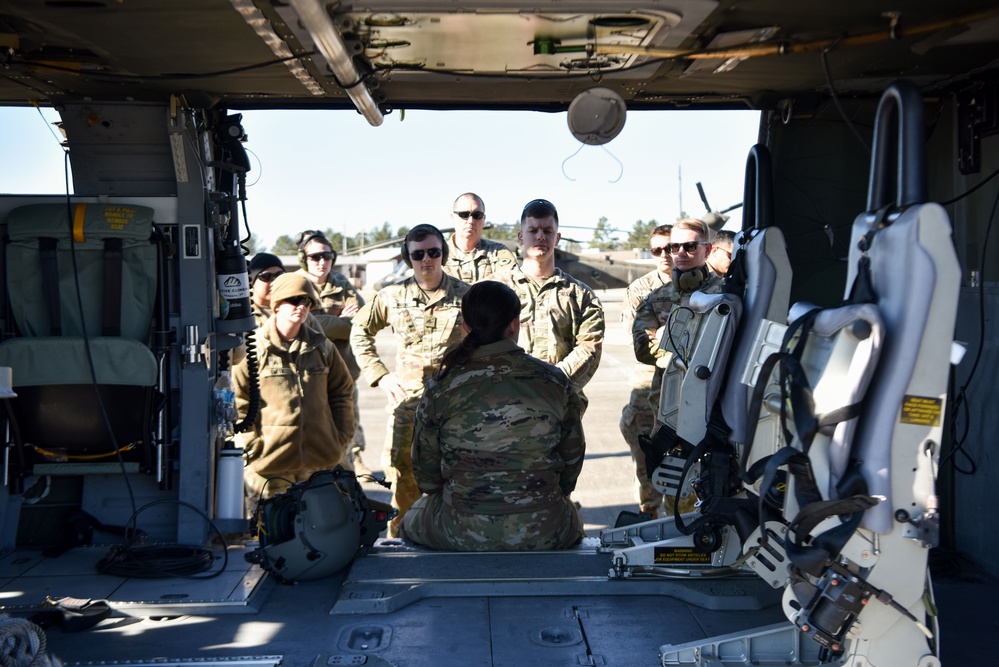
[[649, 246, 671, 257], [409, 247, 443, 261], [255, 270, 285, 283], [306, 251, 335, 262], [281, 295, 312, 307], [454, 210, 485, 221], [663, 241, 708, 254]]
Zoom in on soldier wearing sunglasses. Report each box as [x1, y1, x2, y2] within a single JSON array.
[[631, 218, 725, 516], [632, 217, 724, 367], [619, 225, 673, 519], [294, 230, 370, 474], [706, 228, 736, 277], [235, 273, 355, 501], [350, 224, 470, 536], [444, 192, 517, 283], [247, 252, 287, 326]]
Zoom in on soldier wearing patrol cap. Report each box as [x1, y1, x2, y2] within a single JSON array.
[[235, 273, 355, 500]]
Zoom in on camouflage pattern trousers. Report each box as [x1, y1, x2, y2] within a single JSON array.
[[402, 494, 584, 551], [382, 396, 421, 537], [619, 386, 699, 517], [619, 386, 664, 514]]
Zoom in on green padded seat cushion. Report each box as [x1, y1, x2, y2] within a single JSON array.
[[5, 203, 157, 341], [0, 337, 157, 387]]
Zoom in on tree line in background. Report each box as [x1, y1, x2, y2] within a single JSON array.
[[248, 218, 662, 255]]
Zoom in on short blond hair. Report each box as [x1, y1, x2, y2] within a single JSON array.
[[672, 217, 711, 241]]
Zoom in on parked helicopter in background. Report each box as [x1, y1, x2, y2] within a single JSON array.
[[352, 226, 645, 291]]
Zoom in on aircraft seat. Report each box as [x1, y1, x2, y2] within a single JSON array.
[[721, 226, 791, 447], [672, 290, 743, 446], [753, 302, 885, 511], [765, 81, 958, 661], [0, 202, 159, 476], [846, 201, 960, 535]]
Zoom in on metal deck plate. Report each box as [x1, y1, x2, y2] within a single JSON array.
[[0, 545, 272, 616], [334, 542, 782, 615]]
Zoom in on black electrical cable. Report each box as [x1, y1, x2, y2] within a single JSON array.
[[97, 500, 229, 579], [354, 472, 391, 489], [97, 544, 217, 578], [229, 144, 260, 432], [62, 152, 138, 519], [940, 172, 998, 474], [236, 316, 261, 434], [665, 305, 695, 366], [820, 43, 872, 155], [939, 165, 999, 206], [19, 52, 318, 81]]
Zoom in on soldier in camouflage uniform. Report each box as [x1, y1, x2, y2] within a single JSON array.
[[350, 224, 469, 536], [706, 228, 735, 277], [632, 218, 726, 515], [443, 192, 518, 283], [402, 281, 585, 550], [295, 231, 368, 473], [620, 225, 672, 518], [498, 198, 604, 405]]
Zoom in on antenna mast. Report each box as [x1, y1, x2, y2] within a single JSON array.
[[678, 163, 684, 219]]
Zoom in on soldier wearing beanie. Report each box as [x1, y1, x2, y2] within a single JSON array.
[[247, 253, 286, 326], [234, 272, 355, 500], [248, 252, 285, 285]]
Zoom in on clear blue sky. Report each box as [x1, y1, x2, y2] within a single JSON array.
[[2, 106, 760, 250]]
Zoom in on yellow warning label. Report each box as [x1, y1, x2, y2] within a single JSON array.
[[900, 395, 942, 427], [103, 205, 136, 231], [654, 547, 712, 565]]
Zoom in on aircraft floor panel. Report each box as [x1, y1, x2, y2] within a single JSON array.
[[0, 545, 270, 615]]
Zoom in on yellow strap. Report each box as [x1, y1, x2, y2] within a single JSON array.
[[73, 203, 87, 243]]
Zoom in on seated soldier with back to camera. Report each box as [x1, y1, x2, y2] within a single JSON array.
[[401, 280, 586, 551]]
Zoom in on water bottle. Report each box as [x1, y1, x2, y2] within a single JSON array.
[[213, 370, 237, 442], [216, 446, 246, 520]]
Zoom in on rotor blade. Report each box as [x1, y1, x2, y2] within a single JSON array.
[[719, 202, 743, 214], [696, 182, 711, 212]]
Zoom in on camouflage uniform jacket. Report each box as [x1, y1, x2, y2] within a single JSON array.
[[444, 237, 518, 283], [632, 272, 726, 366], [233, 316, 355, 477], [251, 302, 272, 329], [349, 273, 470, 400], [411, 338, 586, 514], [295, 269, 365, 379], [499, 265, 604, 390], [624, 269, 670, 389]]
